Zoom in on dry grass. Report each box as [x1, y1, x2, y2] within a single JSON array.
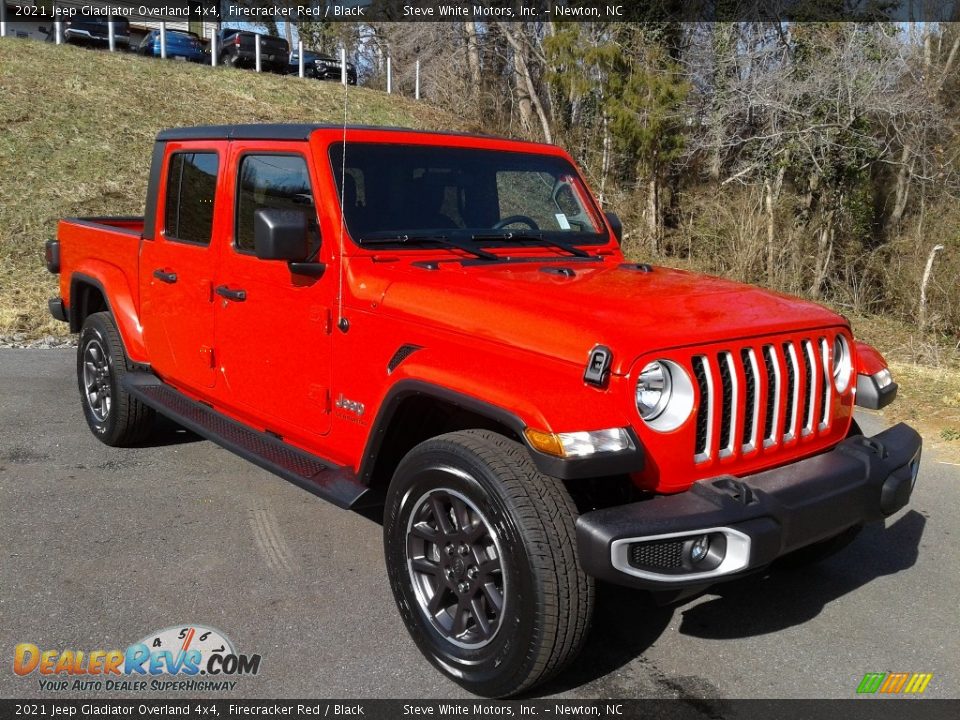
[[0, 39, 468, 337]]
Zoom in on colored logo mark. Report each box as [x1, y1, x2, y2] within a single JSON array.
[[857, 672, 933, 695]]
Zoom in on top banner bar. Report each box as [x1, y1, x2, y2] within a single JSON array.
[[6, 1, 960, 23]]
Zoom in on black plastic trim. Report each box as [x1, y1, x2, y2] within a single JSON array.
[[386, 344, 423, 374], [68, 274, 113, 334], [48, 297, 68, 323], [143, 141, 167, 241], [358, 379, 645, 484], [45, 239, 61, 273], [122, 372, 374, 510], [855, 373, 898, 410], [577, 422, 922, 590]]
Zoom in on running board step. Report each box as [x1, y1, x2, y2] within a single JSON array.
[[123, 372, 373, 509]]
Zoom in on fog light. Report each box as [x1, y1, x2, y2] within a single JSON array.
[[689, 535, 711, 563]]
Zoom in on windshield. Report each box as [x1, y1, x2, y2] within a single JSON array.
[[329, 143, 607, 246]]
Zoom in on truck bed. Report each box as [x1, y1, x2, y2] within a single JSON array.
[[57, 216, 144, 355]]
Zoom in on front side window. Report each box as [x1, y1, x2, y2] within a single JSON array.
[[236, 154, 316, 252], [163, 152, 219, 245]]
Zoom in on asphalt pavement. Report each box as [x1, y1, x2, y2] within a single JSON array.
[[1, 349, 956, 700]]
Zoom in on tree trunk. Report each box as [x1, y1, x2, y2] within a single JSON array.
[[889, 143, 913, 230], [919, 244, 945, 329], [464, 22, 480, 87], [646, 174, 662, 255], [764, 167, 785, 285], [810, 212, 834, 300], [499, 23, 553, 143]]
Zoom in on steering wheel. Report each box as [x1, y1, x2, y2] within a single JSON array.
[[493, 215, 540, 230]]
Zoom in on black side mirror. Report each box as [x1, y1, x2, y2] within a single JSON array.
[[605, 211, 623, 245], [253, 208, 310, 262]]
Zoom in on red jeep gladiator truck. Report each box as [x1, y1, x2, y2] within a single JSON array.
[[46, 124, 922, 697]]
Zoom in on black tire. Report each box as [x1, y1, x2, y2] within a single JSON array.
[[77, 312, 154, 447], [384, 430, 594, 697]]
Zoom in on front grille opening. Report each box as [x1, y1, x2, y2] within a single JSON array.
[[801, 340, 815, 434], [782, 342, 797, 439], [819, 337, 831, 427], [717, 352, 733, 453], [741, 348, 756, 449], [628, 539, 684, 571], [763, 345, 778, 443], [693, 356, 710, 459]]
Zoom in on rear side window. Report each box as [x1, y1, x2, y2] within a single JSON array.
[[236, 154, 315, 252], [164, 152, 219, 245]]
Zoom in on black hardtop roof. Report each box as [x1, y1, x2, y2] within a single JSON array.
[[154, 124, 536, 144]]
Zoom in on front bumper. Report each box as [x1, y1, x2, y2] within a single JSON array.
[[577, 423, 922, 590]]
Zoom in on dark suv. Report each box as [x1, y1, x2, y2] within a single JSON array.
[[217, 29, 289, 73], [288, 49, 358, 85]]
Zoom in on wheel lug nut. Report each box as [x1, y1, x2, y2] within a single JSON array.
[[457, 582, 469, 593], [467, 566, 478, 580], [444, 568, 455, 580], [458, 544, 469, 556], [445, 544, 455, 556]]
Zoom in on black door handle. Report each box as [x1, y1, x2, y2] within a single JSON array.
[[153, 269, 177, 284], [215, 285, 247, 302]]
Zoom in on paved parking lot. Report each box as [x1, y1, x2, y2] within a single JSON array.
[[1, 349, 956, 699]]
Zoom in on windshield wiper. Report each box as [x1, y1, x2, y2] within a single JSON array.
[[359, 232, 499, 261], [470, 231, 592, 258]]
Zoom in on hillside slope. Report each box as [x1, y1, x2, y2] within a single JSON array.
[[0, 39, 468, 337]]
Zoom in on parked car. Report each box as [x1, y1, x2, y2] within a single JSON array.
[[217, 29, 288, 73], [288, 49, 358, 85], [138, 29, 207, 63], [41, 18, 130, 49], [46, 124, 922, 698]]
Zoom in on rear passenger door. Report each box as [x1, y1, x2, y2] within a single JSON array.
[[212, 144, 333, 441], [140, 143, 227, 390]]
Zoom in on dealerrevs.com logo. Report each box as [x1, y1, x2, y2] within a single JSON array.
[[13, 624, 261, 692]]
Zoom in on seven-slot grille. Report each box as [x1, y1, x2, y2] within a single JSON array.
[[692, 335, 837, 463]]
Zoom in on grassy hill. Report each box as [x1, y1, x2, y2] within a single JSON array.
[[0, 39, 469, 338], [1, 39, 957, 457]]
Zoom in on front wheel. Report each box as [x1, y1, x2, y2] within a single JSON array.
[[384, 430, 594, 697], [77, 312, 154, 446]]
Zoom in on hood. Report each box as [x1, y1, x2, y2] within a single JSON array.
[[376, 260, 846, 375]]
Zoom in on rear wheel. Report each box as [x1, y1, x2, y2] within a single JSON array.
[[77, 312, 154, 447], [384, 430, 594, 697]]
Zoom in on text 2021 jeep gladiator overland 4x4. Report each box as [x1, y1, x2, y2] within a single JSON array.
[[46, 124, 922, 697]]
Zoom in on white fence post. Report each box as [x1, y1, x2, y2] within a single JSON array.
[[54, 21, 62, 45], [255, 34, 261, 72], [341, 47, 347, 85], [0, 1, 7, 38], [386, 56, 392, 94], [159, 22, 167, 59], [415, 58, 420, 100], [298, 40, 304, 78], [107, 14, 115, 52], [211, 31, 217, 66]]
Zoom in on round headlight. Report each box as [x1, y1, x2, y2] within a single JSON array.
[[832, 334, 852, 392], [636, 361, 672, 421]]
